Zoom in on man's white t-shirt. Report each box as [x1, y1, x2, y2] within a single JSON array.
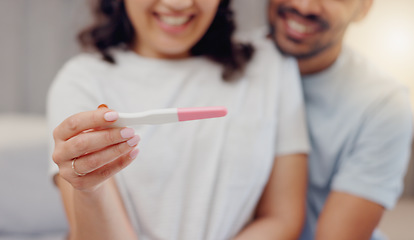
[[299, 46, 413, 240], [47, 37, 309, 240]]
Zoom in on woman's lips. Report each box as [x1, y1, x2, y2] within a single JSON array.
[[154, 13, 194, 34], [159, 15, 192, 26]]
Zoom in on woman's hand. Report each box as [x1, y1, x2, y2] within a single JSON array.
[[52, 106, 140, 192]]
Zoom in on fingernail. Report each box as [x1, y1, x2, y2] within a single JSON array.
[[127, 135, 140, 147], [104, 111, 118, 122], [98, 104, 108, 109], [129, 148, 139, 159], [120, 128, 135, 139]]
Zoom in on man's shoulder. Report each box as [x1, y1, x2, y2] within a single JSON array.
[[334, 46, 409, 109], [318, 49, 413, 212], [343, 46, 407, 92]]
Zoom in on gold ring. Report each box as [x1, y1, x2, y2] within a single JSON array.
[[72, 158, 87, 177]]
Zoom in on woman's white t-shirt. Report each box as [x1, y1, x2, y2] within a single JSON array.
[[47, 37, 309, 240]]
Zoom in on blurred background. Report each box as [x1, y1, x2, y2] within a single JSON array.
[[0, 0, 413, 239]]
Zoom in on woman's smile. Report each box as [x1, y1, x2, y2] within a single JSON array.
[[125, 0, 220, 59], [153, 12, 195, 34]]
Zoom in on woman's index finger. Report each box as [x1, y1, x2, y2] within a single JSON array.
[[54, 108, 119, 141]]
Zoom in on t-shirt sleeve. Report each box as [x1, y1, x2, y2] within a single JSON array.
[[332, 89, 413, 209], [274, 58, 310, 156], [46, 56, 104, 176]]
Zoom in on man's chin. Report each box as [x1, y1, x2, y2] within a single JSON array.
[[274, 38, 329, 60], [273, 32, 339, 60], [270, 32, 314, 59], [274, 43, 315, 59]]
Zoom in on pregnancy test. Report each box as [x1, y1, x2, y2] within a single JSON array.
[[113, 106, 227, 127]]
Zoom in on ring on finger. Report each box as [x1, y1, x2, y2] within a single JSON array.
[[72, 157, 87, 177]]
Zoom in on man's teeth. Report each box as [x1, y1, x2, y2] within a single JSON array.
[[287, 19, 315, 34], [159, 15, 191, 26]]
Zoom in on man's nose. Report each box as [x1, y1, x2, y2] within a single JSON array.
[[289, 0, 323, 16], [160, 0, 194, 11]]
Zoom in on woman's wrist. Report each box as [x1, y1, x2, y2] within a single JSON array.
[[73, 178, 113, 201]]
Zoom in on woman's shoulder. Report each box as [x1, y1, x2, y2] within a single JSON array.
[[241, 36, 297, 76], [61, 51, 113, 74], [237, 27, 295, 65], [51, 51, 115, 95], [54, 49, 135, 83]]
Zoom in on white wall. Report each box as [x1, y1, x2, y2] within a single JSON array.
[[345, 0, 414, 106], [0, 0, 89, 114], [231, 0, 267, 33]]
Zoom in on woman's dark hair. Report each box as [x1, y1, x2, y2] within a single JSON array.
[[78, 0, 254, 81]]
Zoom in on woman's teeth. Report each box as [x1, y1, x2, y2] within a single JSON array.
[[287, 19, 316, 34], [159, 15, 191, 26]]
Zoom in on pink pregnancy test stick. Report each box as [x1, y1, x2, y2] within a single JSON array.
[[113, 106, 227, 127]]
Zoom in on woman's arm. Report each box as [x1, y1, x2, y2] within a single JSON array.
[[52, 107, 140, 240], [56, 176, 137, 240], [234, 153, 308, 240]]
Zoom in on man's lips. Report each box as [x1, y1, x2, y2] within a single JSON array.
[[277, 7, 329, 39], [286, 18, 320, 35]]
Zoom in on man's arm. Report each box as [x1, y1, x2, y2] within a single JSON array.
[[316, 191, 384, 240], [315, 89, 413, 240], [234, 153, 307, 240]]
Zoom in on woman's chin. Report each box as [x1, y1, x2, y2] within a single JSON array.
[[153, 47, 192, 59]]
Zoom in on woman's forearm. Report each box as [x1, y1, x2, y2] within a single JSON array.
[[234, 216, 301, 240], [51, 108, 140, 240], [57, 176, 137, 240], [234, 154, 307, 240]]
